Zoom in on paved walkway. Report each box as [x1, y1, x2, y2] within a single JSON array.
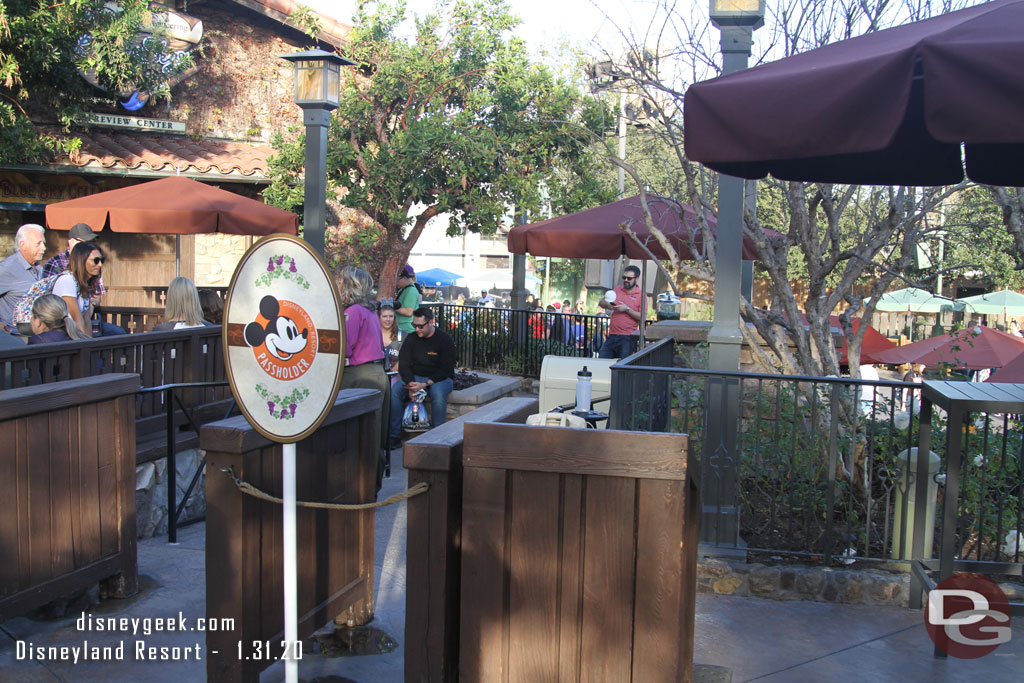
[[2, 453, 1022, 682]]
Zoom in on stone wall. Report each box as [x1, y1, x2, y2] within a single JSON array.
[[697, 556, 1024, 607], [194, 233, 252, 287], [135, 449, 207, 539]]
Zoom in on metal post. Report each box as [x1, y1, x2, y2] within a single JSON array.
[[617, 90, 627, 197], [301, 107, 332, 258], [702, 22, 759, 545], [741, 179, 756, 302], [166, 387, 177, 544], [282, 442, 299, 682]]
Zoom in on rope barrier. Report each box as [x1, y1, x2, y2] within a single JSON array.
[[218, 467, 429, 510]]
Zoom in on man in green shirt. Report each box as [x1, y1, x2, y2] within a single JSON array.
[[395, 264, 421, 333]]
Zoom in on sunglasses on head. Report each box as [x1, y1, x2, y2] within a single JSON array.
[[90, 257, 105, 265], [378, 297, 394, 308]]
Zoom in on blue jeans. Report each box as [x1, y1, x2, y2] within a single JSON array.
[[98, 321, 127, 336], [598, 334, 634, 359], [389, 375, 454, 441]]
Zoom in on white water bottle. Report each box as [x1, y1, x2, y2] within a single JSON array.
[[575, 366, 592, 413]]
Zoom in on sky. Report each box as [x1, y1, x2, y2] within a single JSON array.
[[302, 0, 654, 57]]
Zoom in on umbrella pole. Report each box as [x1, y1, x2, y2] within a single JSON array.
[[640, 260, 648, 347], [176, 234, 181, 278]]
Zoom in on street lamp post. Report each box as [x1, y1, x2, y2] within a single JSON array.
[[703, 0, 764, 545], [280, 50, 354, 258]]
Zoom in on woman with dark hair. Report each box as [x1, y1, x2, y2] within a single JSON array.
[[52, 241, 104, 337], [198, 289, 224, 325], [28, 294, 90, 344]]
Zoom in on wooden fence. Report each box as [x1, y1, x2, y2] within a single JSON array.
[[0, 327, 229, 459], [404, 397, 539, 682], [0, 374, 139, 619], [201, 388, 380, 683], [404, 401, 699, 683]]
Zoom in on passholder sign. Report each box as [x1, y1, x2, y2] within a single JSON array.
[[223, 234, 344, 442]]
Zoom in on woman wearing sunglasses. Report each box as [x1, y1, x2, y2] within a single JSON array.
[[52, 241, 105, 337]]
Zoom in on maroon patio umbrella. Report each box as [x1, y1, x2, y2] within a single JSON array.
[[833, 317, 896, 365], [507, 194, 767, 260], [45, 176, 298, 235], [684, 0, 1024, 186], [872, 325, 1024, 371], [987, 350, 1024, 383]]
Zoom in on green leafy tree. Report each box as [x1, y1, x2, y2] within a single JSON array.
[[0, 0, 191, 163], [266, 0, 610, 290]]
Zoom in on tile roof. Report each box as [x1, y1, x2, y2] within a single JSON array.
[[52, 130, 274, 179], [229, 0, 351, 49]]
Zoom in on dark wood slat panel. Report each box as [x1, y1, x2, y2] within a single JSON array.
[[459, 466, 508, 682], [78, 402, 102, 565], [0, 420, 19, 595], [27, 413, 53, 585], [508, 470, 560, 683], [632, 478, 686, 682], [0, 374, 139, 421], [579, 475, 635, 683], [556, 474, 583, 682], [48, 409, 74, 577], [463, 422, 688, 481]]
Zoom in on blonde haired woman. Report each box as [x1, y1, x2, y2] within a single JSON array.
[[337, 265, 389, 492], [28, 294, 90, 344], [153, 277, 209, 331]]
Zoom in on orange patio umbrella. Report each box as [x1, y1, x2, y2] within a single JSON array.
[[45, 176, 298, 236]]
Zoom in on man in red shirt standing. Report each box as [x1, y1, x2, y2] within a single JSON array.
[[597, 265, 644, 358]]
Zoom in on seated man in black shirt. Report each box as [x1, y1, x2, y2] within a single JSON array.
[[389, 306, 457, 448]]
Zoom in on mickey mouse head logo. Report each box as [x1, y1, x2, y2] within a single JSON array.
[[244, 295, 317, 380]]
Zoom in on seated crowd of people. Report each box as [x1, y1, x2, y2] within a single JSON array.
[[0, 222, 224, 347]]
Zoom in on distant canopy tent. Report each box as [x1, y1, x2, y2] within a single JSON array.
[[872, 325, 1024, 371], [871, 287, 959, 313], [869, 287, 962, 341], [957, 289, 1024, 318], [416, 267, 463, 287], [684, 0, 1024, 186]]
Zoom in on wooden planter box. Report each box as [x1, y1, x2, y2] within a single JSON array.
[[201, 388, 380, 683], [0, 374, 139, 620]]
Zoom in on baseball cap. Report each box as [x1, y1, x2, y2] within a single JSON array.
[[401, 264, 415, 278], [69, 223, 97, 242], [553, 301, 562, 309]]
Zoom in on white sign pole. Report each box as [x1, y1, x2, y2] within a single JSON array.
[[283, 441, 298, 683]]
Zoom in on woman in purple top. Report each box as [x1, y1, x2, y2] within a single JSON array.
[[337, 266, 389, 492]]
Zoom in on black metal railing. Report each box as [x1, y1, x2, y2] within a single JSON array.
[[139, 381, 234, 543], [609, 338, 1024, 568], [425, 303, 610, 378]]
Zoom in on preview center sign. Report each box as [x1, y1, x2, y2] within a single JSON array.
[[223, 234, 344, 442]]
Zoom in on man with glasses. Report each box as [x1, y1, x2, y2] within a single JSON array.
[[597, 265, 644, 358], [388, 306, 456, 448]]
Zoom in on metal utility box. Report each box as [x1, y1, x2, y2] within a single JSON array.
[[539, 356, 615, 427]]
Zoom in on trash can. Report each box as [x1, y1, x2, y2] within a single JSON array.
[[891, 447, 941, 560], [538, 356, 615, 427]]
